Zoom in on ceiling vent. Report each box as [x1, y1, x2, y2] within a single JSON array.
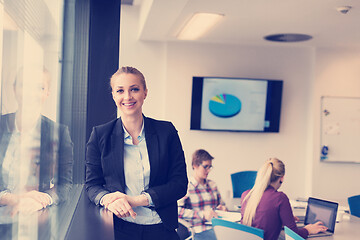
[[264, 33, 312, 43], [336, 6, 352, 14]]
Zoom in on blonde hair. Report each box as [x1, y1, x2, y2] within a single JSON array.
[[242, 158, 285, 226], [110, 66, 147, 91]]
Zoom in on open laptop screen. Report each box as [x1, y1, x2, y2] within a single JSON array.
[[304, 197, 338, 233]]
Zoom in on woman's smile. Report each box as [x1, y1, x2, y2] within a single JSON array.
[[122, 102, 136, 106]]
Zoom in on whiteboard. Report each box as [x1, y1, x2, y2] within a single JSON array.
[[320, 96, 360, 163]]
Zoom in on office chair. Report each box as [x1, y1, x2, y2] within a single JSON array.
[[284, 226, 305, 240], [348, 194, 360, 218], [231, 170, 257, 198], [177, 218, 194, 240], [212, 218, 264, 240]]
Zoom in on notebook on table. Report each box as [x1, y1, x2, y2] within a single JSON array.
[[303, 197, 339, 238]]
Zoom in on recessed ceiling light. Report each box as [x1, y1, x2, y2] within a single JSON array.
[[177, 13, 224, 40], [264, 33, 313, 42]]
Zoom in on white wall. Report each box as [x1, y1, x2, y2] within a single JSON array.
[[311, 48, 360, 202], [119, 4, 167, 120], [120, 5, 359, 206], [164, 43, 315, 203]]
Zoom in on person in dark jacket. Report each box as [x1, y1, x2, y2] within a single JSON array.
[[85, 66, 188, 240]]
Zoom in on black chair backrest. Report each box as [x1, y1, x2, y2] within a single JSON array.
[[177, 222, 191, 240]]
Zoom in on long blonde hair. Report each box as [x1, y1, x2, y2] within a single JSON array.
[[242, 158, 285, 226]]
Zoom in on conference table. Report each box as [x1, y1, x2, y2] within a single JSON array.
[[320, 214, 360, 240]]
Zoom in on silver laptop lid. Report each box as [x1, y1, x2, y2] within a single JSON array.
[[304, 197, 338, 233]]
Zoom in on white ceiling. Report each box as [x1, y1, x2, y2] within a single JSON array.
[[131, 0, 360, 48]]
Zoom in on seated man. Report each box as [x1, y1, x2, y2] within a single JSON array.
[[178, 149, 227, 240]]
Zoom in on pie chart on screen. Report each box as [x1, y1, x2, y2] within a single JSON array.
[[209, 94, 241, 118]]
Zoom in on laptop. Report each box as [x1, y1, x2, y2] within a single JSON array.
[[303, 197, 339, 238]]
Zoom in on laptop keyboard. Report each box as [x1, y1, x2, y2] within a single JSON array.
[[308, 231, 333, 238]]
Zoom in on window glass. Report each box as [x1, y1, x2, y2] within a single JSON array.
[[0, 0, 74, 239]]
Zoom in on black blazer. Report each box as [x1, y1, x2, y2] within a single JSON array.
[[0, 113, 74, 204], [85, 116, 188, 230]]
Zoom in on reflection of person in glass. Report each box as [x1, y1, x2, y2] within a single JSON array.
[[86, 66, 188, 240], [0, 67, 73, 216]]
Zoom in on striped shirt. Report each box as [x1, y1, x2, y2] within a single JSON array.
[[178, 176, 225, 233]]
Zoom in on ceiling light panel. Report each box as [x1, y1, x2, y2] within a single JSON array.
[[177, 12, 224, 40]]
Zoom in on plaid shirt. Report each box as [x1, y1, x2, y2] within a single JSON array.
[[178, 176, 225, 233]]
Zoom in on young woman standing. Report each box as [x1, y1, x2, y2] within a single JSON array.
[[86, 66, 188, 240]]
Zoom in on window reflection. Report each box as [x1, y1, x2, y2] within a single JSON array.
[[0, 1, 73, 239]]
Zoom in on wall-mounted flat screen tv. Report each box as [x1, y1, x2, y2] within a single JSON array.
[[190, 77, 283, 132]]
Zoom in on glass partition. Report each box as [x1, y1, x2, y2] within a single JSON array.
[[0, 0, 77, 239]]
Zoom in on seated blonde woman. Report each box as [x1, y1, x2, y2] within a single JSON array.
[[178, 149, 227, 240], [240, 158, 327, 240]]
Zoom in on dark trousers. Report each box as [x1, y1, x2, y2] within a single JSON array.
[[113, 218, 180, 240], [0, 223, 13, 240]]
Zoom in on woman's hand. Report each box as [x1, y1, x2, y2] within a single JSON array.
[[1, 191, 50, 215], [106, 197, 137, 219], [21, 190, 51, 209], [101, 191, 126, 208], [126, 194, 149, 208], [102, 192, 150, 219], [0, 192, 19, 206], [304, 221, 328, 234], [15, 197, 44, 214]]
